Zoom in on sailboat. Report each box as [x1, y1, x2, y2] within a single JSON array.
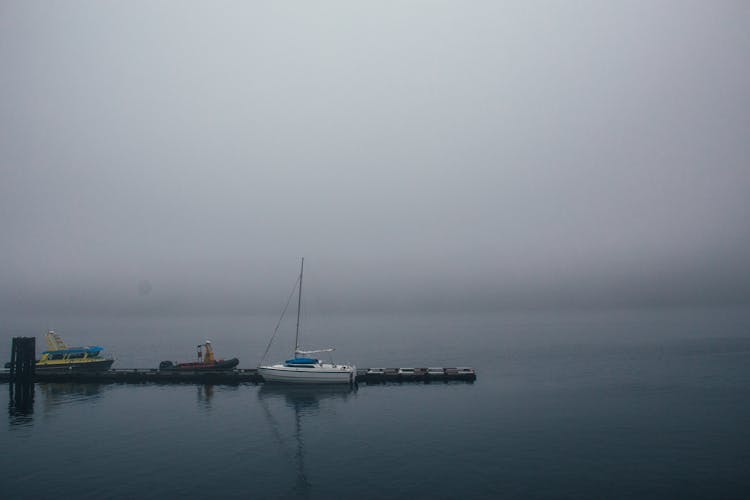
[[258, 258, 356, 384]]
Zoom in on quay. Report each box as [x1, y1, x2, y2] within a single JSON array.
[[3, 336, 476, 385], [0, 367, 476, 385]]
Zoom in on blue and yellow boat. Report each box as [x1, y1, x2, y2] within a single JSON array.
[[36, 330, 114, 372]]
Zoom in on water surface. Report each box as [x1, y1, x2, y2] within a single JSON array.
[[3, 306, 750, 499]]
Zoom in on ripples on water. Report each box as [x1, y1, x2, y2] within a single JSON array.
[[2, 306, 750, 499]]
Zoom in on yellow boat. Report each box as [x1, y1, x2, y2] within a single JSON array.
[[36, 330, 114, 372]]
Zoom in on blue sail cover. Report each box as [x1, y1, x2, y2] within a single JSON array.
[[285, 357, 319, 365]]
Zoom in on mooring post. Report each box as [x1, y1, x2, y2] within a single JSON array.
[[10, 337, 36, 382], [9, 338, 17, 380]]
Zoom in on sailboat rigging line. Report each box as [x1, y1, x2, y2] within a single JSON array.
[[258, 274, 302, 367], [257, 393, 292, 457]]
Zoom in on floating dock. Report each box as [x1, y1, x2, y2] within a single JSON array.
[[0, 367, 475, 385], [3, 336, 475, 385]]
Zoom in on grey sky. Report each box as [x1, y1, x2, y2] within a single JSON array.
[[1, 1, 749, 314]]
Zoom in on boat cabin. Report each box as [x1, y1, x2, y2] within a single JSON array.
[[40, 347, 103, 362], [284, 357, 320, 367]]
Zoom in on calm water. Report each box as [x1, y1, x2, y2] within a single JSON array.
[[3, 306, 750, 499]]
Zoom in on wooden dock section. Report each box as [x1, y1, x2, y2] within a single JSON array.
[[0, 367, 476, 385], [356, 367, 476, 383]]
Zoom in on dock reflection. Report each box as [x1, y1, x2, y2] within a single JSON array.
[[9, 382, 107, 426], [8, 383, 35, 427], [257, 385, 356, 498]]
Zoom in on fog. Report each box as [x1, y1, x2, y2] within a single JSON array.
[[1, 1, 749, 315]]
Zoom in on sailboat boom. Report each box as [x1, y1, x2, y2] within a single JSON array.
[[295, 348, 335, 355]]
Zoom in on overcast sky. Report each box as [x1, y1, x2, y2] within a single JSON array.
[[1, 1, 749, 315]]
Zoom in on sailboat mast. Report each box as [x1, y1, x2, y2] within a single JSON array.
[[294, 257, 304, 354]]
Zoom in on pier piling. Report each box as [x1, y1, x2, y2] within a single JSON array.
[[9, 337, 35, 382]]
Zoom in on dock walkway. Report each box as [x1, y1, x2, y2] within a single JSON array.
[[0, 367, 476, 385]]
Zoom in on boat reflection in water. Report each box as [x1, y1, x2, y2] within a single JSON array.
[[257, 385, 356, 498], [198, 384, 215, 408], [38, 382, 104, 416]]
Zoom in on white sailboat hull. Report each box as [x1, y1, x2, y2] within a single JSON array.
[[258, 364, 356, 384]]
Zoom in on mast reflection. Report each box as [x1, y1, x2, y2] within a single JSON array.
[[257, 385, 355, 498]]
